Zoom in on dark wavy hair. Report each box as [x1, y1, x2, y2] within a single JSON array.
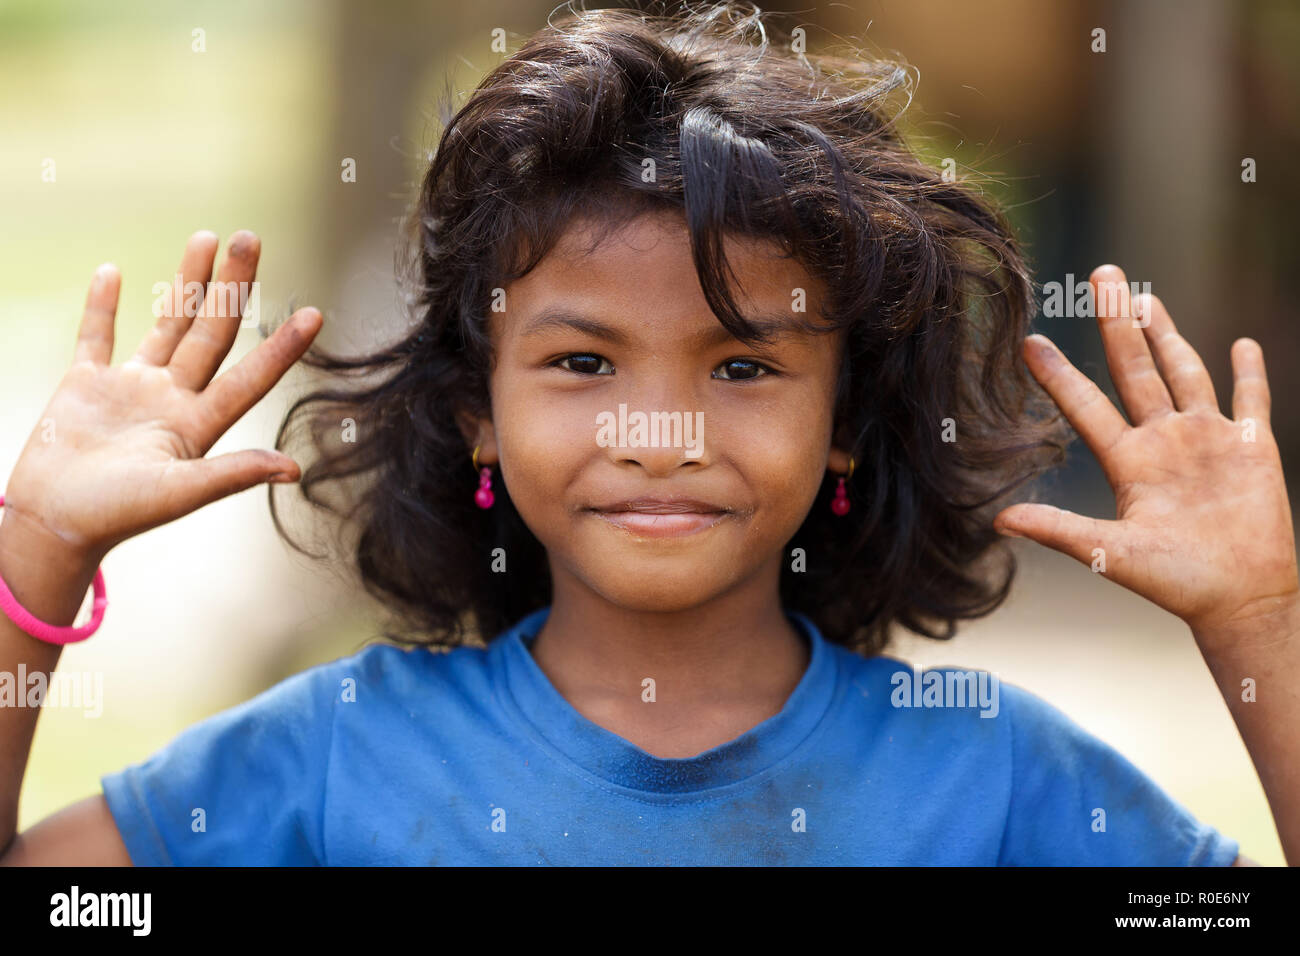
[[270, 0, 1070, 655]]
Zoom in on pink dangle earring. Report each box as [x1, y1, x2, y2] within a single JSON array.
[[830, 456, 854, 516], [472, 444, 495, 509]]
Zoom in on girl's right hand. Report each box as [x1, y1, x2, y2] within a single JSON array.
[[1, 229, 323, 568]]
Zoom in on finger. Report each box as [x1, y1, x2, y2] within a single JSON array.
[[195, 308, 323, 446], [994, 503, 1122, 569], [1091, 264, 1174, 424], [167, 230, 261, 391], [1023, 334, 1129, 461], [133, 230, 218, 367], [158, 449, 301, 517], [1134, 293, 1219, 413], [1230, 337, 1271, 428], [74, 264, 120, 366]]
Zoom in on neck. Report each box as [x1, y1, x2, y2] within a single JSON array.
[[528, 559, 810, 756]]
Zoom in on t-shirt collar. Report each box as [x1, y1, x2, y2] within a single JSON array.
[[490, 605, 838, 796]]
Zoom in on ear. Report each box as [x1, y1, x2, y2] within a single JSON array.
[[826, 444, 853, 476], [454, 406, 499, 467]]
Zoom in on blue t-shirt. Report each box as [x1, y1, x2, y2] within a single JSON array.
[[100, 606, 1239, 865]]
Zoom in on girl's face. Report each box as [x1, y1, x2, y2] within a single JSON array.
[[470, 209, 850, 613]]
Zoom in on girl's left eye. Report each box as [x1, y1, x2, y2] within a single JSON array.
[[555, 353, 614, 375], [712, 359, 771, 381]]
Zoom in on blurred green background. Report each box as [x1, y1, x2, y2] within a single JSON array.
[[2, 0, 1296, 864]]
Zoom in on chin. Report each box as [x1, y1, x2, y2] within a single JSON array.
[[583, 566, 739, 614]]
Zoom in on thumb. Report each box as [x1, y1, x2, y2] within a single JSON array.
[[160, 450, 301, 515], [994, 503, 1119, 568]]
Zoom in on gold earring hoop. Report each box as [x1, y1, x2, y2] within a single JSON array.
[[847, 456, 855, 480], [472, 444, 481, 471]]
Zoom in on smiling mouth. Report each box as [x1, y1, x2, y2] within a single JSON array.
[[586, 500, 732, 538]]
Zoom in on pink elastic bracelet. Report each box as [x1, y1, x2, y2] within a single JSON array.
[[0, 495, 107, 644]]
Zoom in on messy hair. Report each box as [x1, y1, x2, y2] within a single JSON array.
[[271, 0, 1070, 655]]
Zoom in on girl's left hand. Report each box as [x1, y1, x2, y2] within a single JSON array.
[[994, 264, 1300, 651]]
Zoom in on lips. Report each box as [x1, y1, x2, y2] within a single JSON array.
[[591, 497, 729, 515], [587, 497, 731, 538]]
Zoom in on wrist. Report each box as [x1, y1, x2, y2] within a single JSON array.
[[0, 507, 105, 627], [1188, 593, 1300, 665]]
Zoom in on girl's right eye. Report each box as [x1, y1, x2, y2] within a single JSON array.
[[554, 353, 614, 375]]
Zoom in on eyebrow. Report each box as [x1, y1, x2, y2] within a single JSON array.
[[518, 307, 803, 350]]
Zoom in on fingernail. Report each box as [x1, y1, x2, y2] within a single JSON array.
[[269, 472, 296, 484], [996, 525, 1024, 538]]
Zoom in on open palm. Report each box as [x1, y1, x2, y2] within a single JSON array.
[[3, 231, 322, 562], [995, 265, 1298, 643]]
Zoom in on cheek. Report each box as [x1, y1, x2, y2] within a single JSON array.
[[490, 375, 593, 506], [762, 432, 831, 519], [496, 419, 566, 500], [725, 394, 834, 513]]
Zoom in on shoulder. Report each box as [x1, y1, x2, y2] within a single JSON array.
[[829, 647, 1063, 724], [829, 648, 1014, 723], [822, 648, 1114, 774], [819, 649, 1016, 778], [326, 639, 493, 687], [299, 639, 499, 733], [195, 640, 496, 734]]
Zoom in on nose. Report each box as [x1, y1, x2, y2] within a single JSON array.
[[615, 436, 704, 476], [598, 403, 709, 475]]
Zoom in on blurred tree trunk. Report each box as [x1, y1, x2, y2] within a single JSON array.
[[320, 0, 437, 325]]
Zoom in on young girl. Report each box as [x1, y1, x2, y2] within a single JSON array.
[[1, 3, 1296, 866]]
